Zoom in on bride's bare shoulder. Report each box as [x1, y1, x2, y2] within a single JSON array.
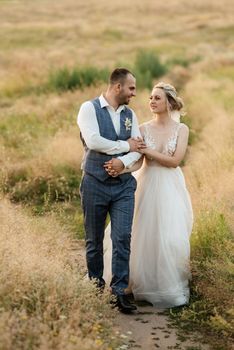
[[140, 120, 153, 129], [179, 123, 189, 132], [139, 121, 152, 136]]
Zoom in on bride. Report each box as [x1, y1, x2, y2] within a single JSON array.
[[104, 82, 193, 308]]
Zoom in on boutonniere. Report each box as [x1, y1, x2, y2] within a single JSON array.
[[124, 117, 132, 131]]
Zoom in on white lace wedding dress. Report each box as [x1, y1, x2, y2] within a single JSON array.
[[104, 122, 193, 308]]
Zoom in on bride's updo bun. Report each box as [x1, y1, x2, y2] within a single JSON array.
[[153, 82, 184, 111]]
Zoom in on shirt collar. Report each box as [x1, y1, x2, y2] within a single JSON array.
[[99, 94, 125, 112]]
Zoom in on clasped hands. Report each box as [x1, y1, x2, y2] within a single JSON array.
[[104, 137, 146, 177]]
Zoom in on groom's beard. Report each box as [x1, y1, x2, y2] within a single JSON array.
[[118, 95, 131, 105]]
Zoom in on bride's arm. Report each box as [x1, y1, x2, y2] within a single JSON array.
[[141, 124, 189, 168], [119, 123, 145, 173]]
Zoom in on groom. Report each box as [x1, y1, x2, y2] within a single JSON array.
[[77, 68, 144, 312]]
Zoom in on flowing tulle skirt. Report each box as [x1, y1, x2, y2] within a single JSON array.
[[104, 163, 193, 308]]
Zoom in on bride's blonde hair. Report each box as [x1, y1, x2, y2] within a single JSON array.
[[153, 82, 184, 112]]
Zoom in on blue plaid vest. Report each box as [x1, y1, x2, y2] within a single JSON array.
[[80, 97, 133, 182]]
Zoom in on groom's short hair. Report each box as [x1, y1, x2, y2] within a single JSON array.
[[109, 68, 134, 85]]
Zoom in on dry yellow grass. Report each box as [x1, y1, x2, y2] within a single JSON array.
[[183, 68, 234, 219], [0, 0, 234, 88], [171, 60, 234, 349], [0, 199, 118, 350]]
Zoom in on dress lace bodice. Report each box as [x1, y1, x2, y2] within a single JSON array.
[[143, 122, 183, 157]]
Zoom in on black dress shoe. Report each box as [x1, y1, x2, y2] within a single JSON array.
[[92, 278, 105, 294], [125, 292, 135, 302], [111, 294, 137, 313]]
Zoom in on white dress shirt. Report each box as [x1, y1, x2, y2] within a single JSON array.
[[77, 95, 142, 168]]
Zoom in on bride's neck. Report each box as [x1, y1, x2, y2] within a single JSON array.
[[153, 113, 172, 126]]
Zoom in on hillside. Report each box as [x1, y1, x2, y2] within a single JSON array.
[[0, 0, 233, 349]]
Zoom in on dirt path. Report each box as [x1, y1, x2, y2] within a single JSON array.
[[114, 304, 210, 350], [72, 241, 209, 350]]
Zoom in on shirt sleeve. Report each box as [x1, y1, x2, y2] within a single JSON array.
[[117, 110, 143, 168], [77, 101, 130, 155]]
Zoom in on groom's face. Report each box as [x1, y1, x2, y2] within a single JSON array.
[[117, 74, 136, 105]]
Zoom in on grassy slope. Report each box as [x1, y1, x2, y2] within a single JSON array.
[[0, 0, 234, 349]]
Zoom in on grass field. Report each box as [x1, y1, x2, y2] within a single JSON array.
[[0, 0, 234, 349]]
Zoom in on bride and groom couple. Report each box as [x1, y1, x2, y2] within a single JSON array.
[[77, 68, 193, 313]]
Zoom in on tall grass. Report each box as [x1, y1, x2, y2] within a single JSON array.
[[48, 51, 167, 92], [170, 207, 233, 349], [169, 65, 234, 350], [0, 200, 119, 350], [48, 66, 109, 92], [134, 50, 167, 89]]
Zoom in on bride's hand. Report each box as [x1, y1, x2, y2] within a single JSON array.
[[138, 147, 148, 154], [138, 147, 154, 161]]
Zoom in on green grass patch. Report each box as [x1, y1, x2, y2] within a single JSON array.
[[134, 50, 168, 89], [191, 209, 232, 259], [48, 66, 109, 92], [168, 208, 234, 350], [117, 50, 168, 90], [3, 165, 82, 210]]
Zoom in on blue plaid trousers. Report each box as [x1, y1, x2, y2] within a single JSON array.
[[80, 173, 136, 295]]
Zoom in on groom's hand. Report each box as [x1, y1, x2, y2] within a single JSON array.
[[104, 159, 124, 177], [127, 137, 146, 152]]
